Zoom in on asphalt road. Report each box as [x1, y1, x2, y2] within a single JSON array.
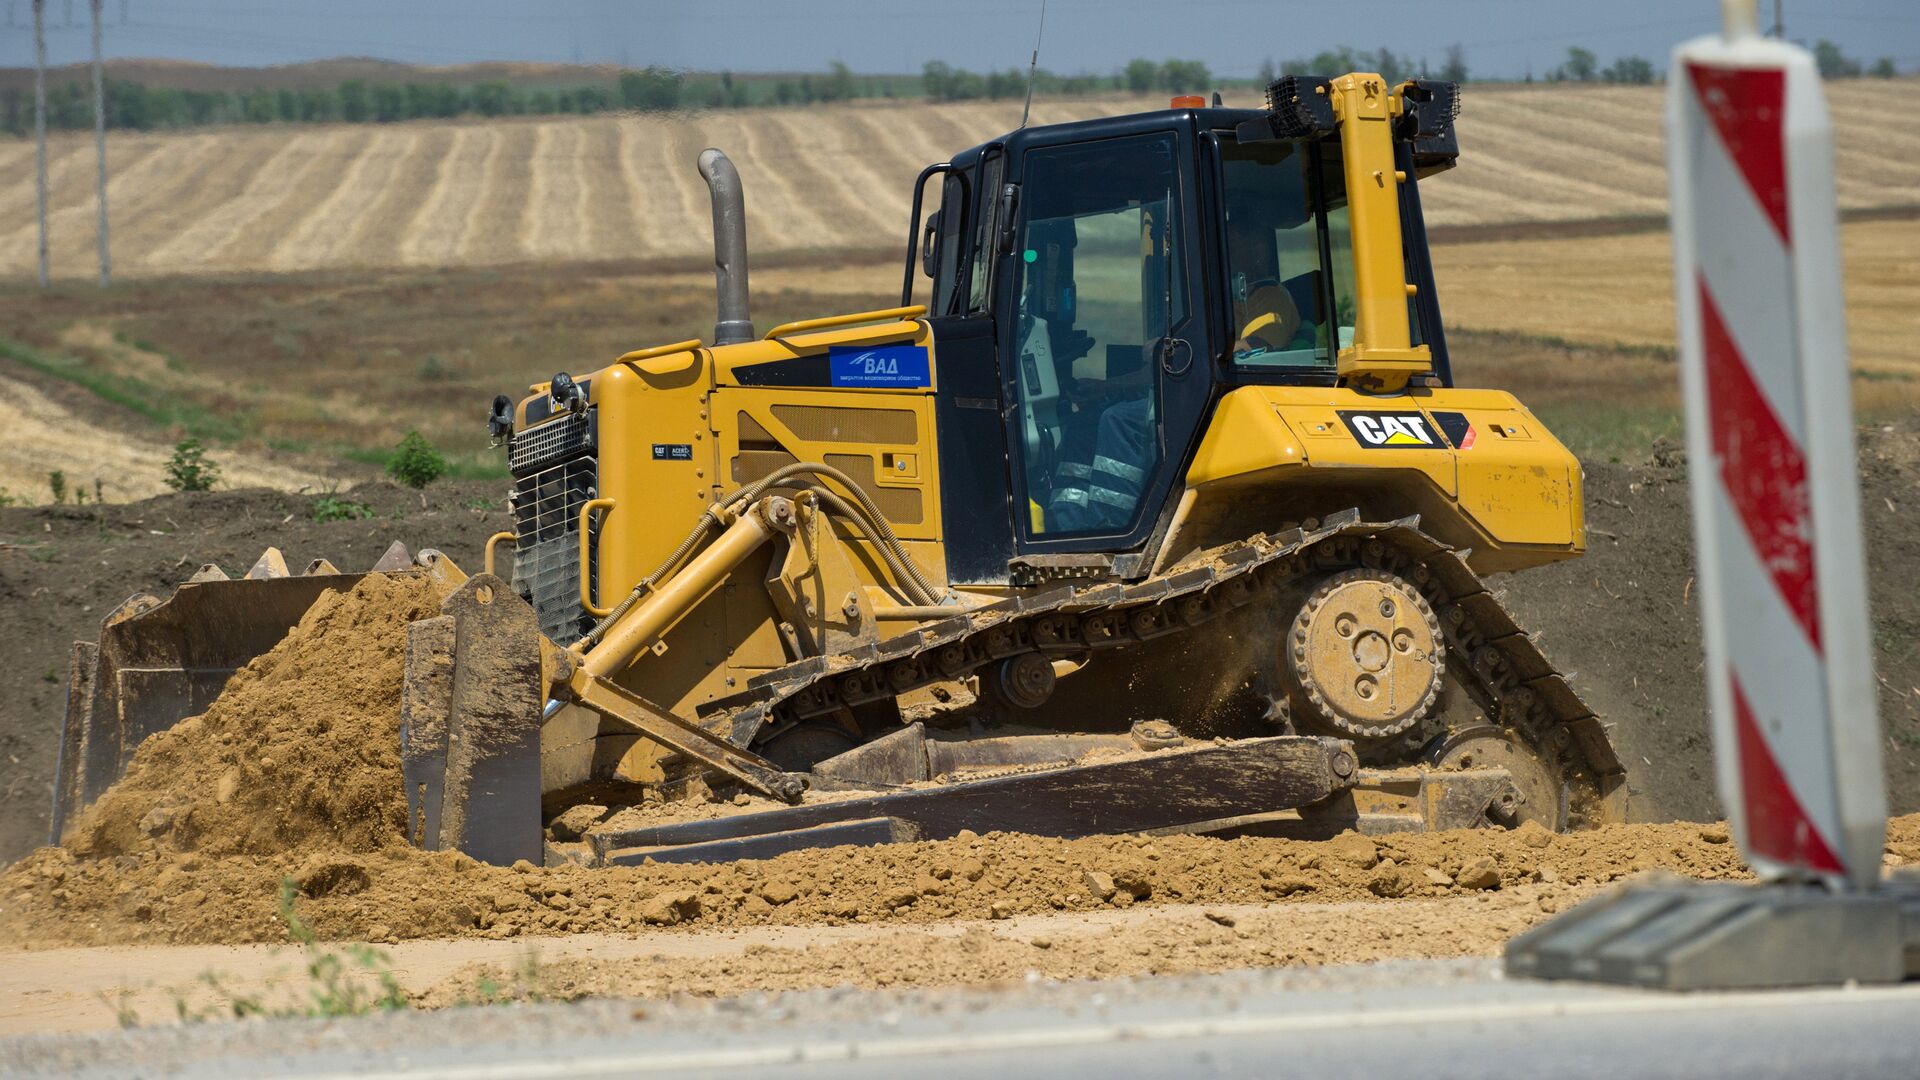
[[5, 958, 1918, 1079]]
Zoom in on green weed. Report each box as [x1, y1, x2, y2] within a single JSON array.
[[312, 486, 374, 522], [164, 438, 221, 493], [155, 879, 410, 1026]]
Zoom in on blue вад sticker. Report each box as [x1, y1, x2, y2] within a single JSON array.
[[829, 344, 931, 388]]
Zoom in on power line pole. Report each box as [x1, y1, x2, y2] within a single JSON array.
[[33, 0, 48, 288], [90, 0, 108, 286], [1770, 0, 1785, 39]]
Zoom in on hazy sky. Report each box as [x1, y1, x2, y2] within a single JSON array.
[[3, 0, 1916, 80]]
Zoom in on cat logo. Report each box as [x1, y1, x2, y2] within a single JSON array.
[[1337, 410, 1443, 449]]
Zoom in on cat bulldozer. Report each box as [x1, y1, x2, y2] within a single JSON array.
[[54, 74, 1626, 867]]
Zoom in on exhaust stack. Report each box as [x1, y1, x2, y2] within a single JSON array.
[[698, 148, 753, 346]]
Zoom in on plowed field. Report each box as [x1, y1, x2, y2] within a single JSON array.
[[4, 82, 1917, 279]]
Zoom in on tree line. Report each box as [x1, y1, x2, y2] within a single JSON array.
[[921, 57, 1216, 103], [2, 44, 1901, 138], [1261, 41, 1900, 88], [0, 65, 926, 136]]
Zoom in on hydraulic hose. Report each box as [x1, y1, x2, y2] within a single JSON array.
[[577, 461, 948, 649]]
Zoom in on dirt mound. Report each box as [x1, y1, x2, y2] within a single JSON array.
[[0, 806, 1830, 949], [69, 573, 445, 859], [0, 480, 507, 865], [2, 544, 1914, 953]]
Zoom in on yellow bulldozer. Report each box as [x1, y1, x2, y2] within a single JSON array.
[[53, 73, 1626, 867]]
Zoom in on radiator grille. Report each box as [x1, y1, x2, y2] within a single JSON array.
[[510, 454, 598, 645], [509, 410, 594, 477]]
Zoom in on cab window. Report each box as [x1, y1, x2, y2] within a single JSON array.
[[929, 171, 969, 316], [967, 151, 1005, 314], [1218, 137, 1355, 370], [1010, 132, 1183, 537]]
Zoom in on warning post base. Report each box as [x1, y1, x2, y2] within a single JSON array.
[[1505, 874, 1920, 990]]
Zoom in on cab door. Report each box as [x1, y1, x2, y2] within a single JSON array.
[[995, 124, 1214, 558]]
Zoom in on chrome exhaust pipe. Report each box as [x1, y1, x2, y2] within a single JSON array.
[[697, 148, 753, 345]]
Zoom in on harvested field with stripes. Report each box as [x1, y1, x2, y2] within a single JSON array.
[[3, 82, 1917, 279]]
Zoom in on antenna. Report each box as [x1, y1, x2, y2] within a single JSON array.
[[1018, 0, 1048, 129]]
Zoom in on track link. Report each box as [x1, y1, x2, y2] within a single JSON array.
[[699, 511, 1628, 827]]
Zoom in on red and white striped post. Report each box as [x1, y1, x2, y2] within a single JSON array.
[[1507, 5, 1914, 987], [1667, 2, 1885, 891]]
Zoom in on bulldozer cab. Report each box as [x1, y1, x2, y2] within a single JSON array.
[[919, 88, 1456, 580]]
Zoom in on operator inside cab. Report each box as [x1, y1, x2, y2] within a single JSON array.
[[1227, 213, 1317, 358], [1219, 136, 1352, 369]]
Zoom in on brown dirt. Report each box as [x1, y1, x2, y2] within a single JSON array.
[[66, 574, 447, 860], [0, 896, 1584, 1033], [0, 801, 1777, 950], [1497, 420, 1920, 823], [0, 568, 1809, 948], [415, 895, 1569, 1008], [0, 481, 512, 863]]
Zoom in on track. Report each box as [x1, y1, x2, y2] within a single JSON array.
[[703, 511, 1627, 828]]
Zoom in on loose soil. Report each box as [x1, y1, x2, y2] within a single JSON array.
[[0, 431, 1915, 1028], [0, 480, 510, 862], [7, 418, 1918, 864], [0, 568, 1914, 958], [0, 896, 1625, 1034], [65, 574, 446, 861]]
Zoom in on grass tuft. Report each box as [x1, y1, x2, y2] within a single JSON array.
[[0, 336, 244, 443]]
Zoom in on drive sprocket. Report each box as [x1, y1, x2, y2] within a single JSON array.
[[1284, 568, 1445, 741]]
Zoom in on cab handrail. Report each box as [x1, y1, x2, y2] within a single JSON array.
[[762, 305, 927, 340], [615, 338, 703, 364]]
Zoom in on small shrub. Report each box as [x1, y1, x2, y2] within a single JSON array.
[[48, 470, 66, 505], [164, 438, 221, 493], [0, 487, 17, 507], [312, 494, 374, 522], [386, 431, 447, 490]]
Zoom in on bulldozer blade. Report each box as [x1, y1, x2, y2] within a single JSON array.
[[400, 615, 456, 849], [591, 735, 1359, 866], [49, 569, 422, 844], [370, 541, 414, 572], [429, 575, 547, 866], [245, 548, 290, 580]]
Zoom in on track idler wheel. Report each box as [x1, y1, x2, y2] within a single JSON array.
[[1284, 568, 1444, 741], [980, 652, 1058, 711], [1428, 725, 1567, 831]]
